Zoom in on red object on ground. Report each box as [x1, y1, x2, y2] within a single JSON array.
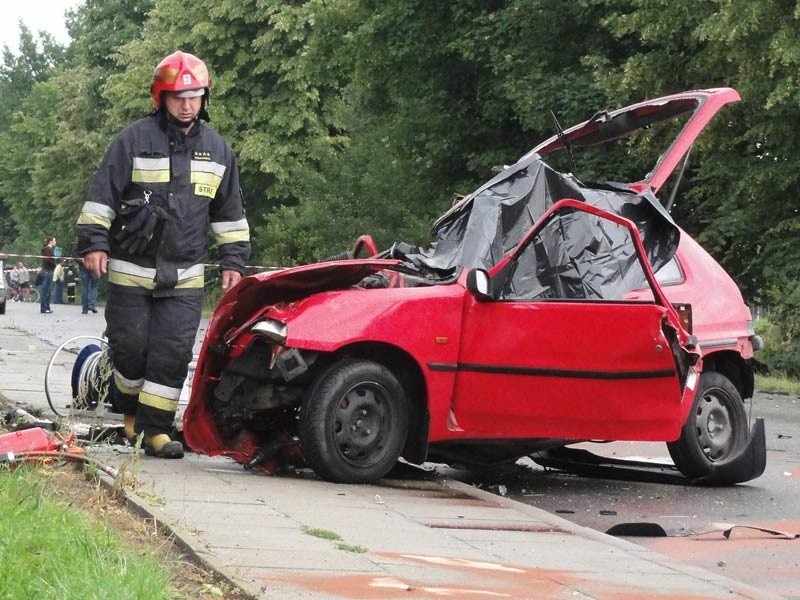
[[0, 427, 59, 455]]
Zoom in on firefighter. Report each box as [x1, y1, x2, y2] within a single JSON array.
[[75, 50, 250, 458]]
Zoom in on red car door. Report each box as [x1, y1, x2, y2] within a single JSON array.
[[452, 201, 692, 443]]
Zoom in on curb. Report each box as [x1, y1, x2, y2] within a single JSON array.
[[95, 469, 265, 600]]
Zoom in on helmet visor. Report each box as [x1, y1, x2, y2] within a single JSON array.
[[174, 88, 205, 98]]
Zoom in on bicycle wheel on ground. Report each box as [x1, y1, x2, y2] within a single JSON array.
[[25, 288, 40, 303]]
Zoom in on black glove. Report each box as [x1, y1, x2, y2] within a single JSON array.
[[116, 204, 165, 255]]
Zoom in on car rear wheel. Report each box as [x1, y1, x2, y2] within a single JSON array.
[[300, 359, 409, 483], [667, 371, 749, 480]]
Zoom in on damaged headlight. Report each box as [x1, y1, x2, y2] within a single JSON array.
[[251, 318, 288, 345]]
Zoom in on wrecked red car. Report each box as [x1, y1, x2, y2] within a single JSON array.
[[184, 87, 765, 485]]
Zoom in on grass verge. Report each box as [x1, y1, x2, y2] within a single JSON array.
[[0, 462, 248, 600], [755, 374, 800, 396], [0, 464, 172, 599]]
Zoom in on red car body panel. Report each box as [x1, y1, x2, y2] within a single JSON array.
[[452, 299, 684, 439], [530, 88, 741, 194], [628, 231, 757, 361]]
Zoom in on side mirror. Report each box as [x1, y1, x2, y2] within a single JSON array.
[[466, 268, 492, 301]]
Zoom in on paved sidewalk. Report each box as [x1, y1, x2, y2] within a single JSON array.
[[0, 319, 784, 599]]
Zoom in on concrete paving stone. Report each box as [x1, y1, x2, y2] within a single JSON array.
[[367, 561, 516, 588], [157, 503, 289, 527], [458, 538, 682, 574], [0, 377, 47, 389], [245, 488, 402, 515], [0, 346, 50, 357], [354, 477, 477, 497], [162, 497, 287, 515], [0, 355, 44, 366], [435, 526, 569, 542], [285, 504, 433, 531], [374, 487, 506, 509], [184, 524, 307, 551], [162, 512, 296, 536], [414, 516, 558, 531], [385, 501, 541, 522], [210, 545, 383, 572], [338, 527, 486, 555], [570, 570, 766, 599], [119, 470, 270, 500], [366, 543, 506, 564], [2, 392, 52, 407], [242, 568, 401, 600], [323, 560, 575, 598], [199, 527, 338, 552]]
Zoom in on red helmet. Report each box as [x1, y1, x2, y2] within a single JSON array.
[[150, 51, 211, 109]]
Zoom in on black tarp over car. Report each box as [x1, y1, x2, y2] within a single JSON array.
[[409, 153, 680, 300]]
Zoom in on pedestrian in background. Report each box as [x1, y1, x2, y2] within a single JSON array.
[[65, 262, 77, 303], [75, 51, 250, 458], [39, 236, 56, 314], [53, 260, 65, 304], [78, 259, 99, 314]]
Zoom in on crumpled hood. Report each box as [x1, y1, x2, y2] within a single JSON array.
[[204, 259, 402, 350], [184, 258, 402, 461]]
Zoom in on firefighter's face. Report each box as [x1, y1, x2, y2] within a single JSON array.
[[164, 92, 203, 125]]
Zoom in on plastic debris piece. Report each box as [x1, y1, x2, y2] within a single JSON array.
[[606, 522, 668, 537]]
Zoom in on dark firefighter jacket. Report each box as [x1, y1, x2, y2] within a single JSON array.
[[76, 113, 250, 295]]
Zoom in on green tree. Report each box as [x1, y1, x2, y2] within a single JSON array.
[[0, 27, 66, 251], [262, 0, 635, 262], [25, 0, 156, 254], [595, 0, 800, 298]]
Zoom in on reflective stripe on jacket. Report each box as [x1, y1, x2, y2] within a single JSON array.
[[76, 113, 250, 294]]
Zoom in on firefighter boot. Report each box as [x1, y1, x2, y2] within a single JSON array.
[[123, 414, 137, 443], [144, 433, 184, 459]]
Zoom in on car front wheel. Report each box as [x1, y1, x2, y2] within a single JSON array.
[[300, 359, 409, 484], [668, 371, 749, 481]]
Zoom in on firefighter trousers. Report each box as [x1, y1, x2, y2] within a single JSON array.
[[105, 285, 202, 437]]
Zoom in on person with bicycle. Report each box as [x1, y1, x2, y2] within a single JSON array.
[[16, 263, 31, 301], [8, 264, 20, 300]]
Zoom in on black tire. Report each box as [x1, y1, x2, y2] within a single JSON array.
[[0, 298, 5, 314], [667, 371, 749, 480], [300, 359, 409, 483]]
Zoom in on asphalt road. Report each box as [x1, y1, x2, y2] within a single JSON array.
[[450, 394, 800, 598], [3, 299, 798, 597], [464, 396, 799, 531]]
